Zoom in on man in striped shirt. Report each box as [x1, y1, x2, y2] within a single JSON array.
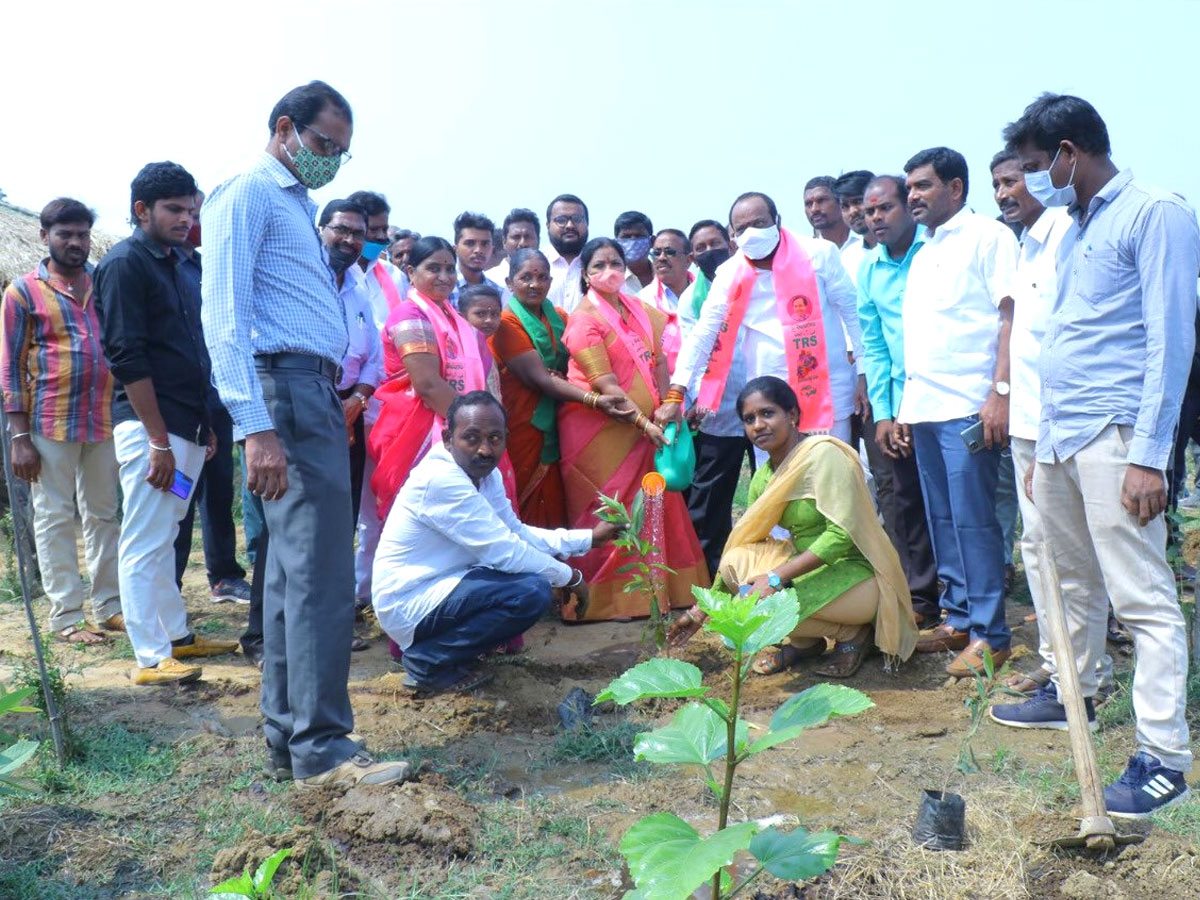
[[1, 198, 121, 645]]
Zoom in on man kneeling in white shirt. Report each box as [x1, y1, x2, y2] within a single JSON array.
[[373, 390, 619, 695]]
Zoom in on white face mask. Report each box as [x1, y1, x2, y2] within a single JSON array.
[[1024, 146, 1077, 208], [738, 224, 780, 260]]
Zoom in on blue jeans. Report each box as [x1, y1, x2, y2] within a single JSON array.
[[995, 446, 1018, 567], [403, 569, 551, 687], [912, 417, 1010, 650]]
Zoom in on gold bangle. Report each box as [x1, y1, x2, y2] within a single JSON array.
[[665, 389, 685, 405], [634, 413, 647, 430], [585, 391, 600, 409]]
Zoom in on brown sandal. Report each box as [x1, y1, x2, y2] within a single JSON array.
[[55, 623, 109, 645], [751, 641, 824, 676], [813, 626, 873, 678]]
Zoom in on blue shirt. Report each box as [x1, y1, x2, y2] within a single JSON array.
[[856, 229, 926, 421], [1038, 170, 1200, 469], [449, 272, 504, 310], [200, 153, 349, 435]]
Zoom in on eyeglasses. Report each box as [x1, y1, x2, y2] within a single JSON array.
[[551, 214, 586, 227], [302, 126, 352, 163], [649, 248, 681, 259], [323, 224, 366, 240]]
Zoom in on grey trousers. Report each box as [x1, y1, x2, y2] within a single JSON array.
[[257, 364, 357, 778]]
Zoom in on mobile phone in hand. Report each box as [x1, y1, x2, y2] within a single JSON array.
[[169, 469, 194, 500], [960, 420, 986, 454]]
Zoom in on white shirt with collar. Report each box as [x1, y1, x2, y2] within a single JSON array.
[[897, 208, 1019, 425], [361, 258, 408, 331], [372, 442, 594, 650], [546, 246, 584, 312], [337, 263, 384, 392], [839, 232, 868, 288], [672, 235, 863, 422], [677, 278, 745, 438], [1009, 207, 1073, 441]]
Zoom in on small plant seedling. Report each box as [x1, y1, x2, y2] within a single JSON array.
[[596, 585, 873, 900], [0, 683, 39, 795], [595, 490, 676, 651], [208, 847, 292, 900]]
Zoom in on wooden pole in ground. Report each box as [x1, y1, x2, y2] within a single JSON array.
[[1037, 541, 1114, 852], [0, 410, 67, 766]]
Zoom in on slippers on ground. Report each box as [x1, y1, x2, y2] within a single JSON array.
[[750, 641, 824, 676], [1001, 667, 1051, 695], [813, 626, 873, 679], [401, 666, 495, 697], [55, 623, 109, 645], [350, 637, 370, 652]]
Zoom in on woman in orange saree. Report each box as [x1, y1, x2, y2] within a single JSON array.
[[559, 238, 709, 621], [490, 248, 633, 528]]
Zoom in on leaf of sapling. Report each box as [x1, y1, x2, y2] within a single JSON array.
[[252, 847, 292, 891], [634, 703, 748, 765], [595, 659, 709, 705], [744, 724, 807, 757], [620, 813, 758, 900], [630, 490, 646, 537], [207, 871, 256, 897], [0, 739, 38, 777], [740, 590, 801, 658], [770, 683, 874, 732], [748, 826, 843, 881]]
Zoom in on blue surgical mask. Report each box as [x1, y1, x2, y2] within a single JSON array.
[[361, 240, 387, 262], [1024, 147, 1077, 208], [617, 236, 651, 263]]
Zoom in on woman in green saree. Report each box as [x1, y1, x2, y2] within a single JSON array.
[[669, 376, 918, 677]]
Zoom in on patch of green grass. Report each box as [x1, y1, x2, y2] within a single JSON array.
[[535, 721, 656, 784], [1150, 793, 1200, 840], [0, 859, 85, 900], [28, 722, 190, 798]]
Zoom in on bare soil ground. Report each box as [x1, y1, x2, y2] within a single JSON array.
[[1, 536, 1198, 900]]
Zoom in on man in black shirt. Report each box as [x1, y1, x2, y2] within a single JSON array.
[[94, 161, 237, 686]]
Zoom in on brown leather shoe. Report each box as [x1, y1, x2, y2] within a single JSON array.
[[915, 623, 969, 653], [101, 613, 126, 632], [946, 639, 1010, 678]]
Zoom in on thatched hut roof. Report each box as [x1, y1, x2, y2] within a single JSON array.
[[0, 201, 120, 292]]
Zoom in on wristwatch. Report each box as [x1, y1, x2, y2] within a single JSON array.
[[767, 572, 783, 590], [353, 390, 369, 408], [992, 381, 1010, 397]]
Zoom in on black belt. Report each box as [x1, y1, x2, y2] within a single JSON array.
[[254, 352, 338, 382]]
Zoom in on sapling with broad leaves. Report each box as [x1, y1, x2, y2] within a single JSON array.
[[595, 490, 675, 651], [596, 585, 874, 900]]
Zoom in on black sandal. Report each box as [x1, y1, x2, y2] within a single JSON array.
[[401, 666, 495, 697]]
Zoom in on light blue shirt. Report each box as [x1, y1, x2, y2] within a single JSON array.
[[200, 153, 349, 435], [1038, 170, 1200, 469], [449, 273, 504, 310], [856, 228, 926, 421]]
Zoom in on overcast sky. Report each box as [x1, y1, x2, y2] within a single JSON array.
[[3, 0, 1197, 239]]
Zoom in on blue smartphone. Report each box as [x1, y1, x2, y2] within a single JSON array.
[[169, 470, 194, 500]]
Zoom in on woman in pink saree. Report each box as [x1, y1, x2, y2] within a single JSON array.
[[559, 238, 709, 621]]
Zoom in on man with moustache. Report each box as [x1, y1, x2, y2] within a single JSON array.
[[95, 162, 236, 685], [485, 208, 541, 287], [899, 147, 1018, 678], [545, 194, 590, 312], [986, 148, 1113, 697], [450, 211, 503, 304], [832, 170, 877, 286], [990, 94, 1198, 817], [855, 175, 940, 625], [804, 176, 850, 247], [638, 228, 693, 370], [1, 198, 121, 645], [373, 391, 617, 694]]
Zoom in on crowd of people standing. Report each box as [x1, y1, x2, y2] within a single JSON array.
[[2, 81, 1195, 813]]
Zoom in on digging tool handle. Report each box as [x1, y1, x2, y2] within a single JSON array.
[[1037, 542, 1111, 827]]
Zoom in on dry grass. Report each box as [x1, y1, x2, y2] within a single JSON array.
[[821, 783, 1044, 900], [0, 201, 119, 291]]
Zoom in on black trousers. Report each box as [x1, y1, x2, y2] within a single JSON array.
[[173, 405, 245, 588], [861, 414, 939, 620], [685, 432, 751, 579]]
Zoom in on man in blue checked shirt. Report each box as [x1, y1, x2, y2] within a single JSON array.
[[990, 94, 1199, 820], [201, 80, 406, 791]]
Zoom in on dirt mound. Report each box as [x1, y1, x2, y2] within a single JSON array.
[[302, 779, 481, 858], [1028, 830, 1200, 900]]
